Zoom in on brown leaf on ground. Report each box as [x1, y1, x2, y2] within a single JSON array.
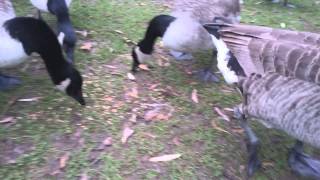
[[138, 64, 150, 71], [191, 89, 199, 103], [211, 120, 231, 135], [172, 136, 181, 146], [121, 127, 134, 144], [80, 42, 93, 51], [144, 104, 174, 121], [0, 116, 14, 124], [129, 114, 137, 123], [127, 72, 136, 81], [142, 132, 157, 139], [262, 162, 275, 168], [105, 65, 117, 69], [75, 30, 88, 37], [59, 153, 70, 169], [103, 137, 112, 146], [232, 127, 244, 134], [126, 87, 139, 98], [114, 29, 124, 35], [17, 97, 42, 102], [214, 107, 231, 121], [80, 173, 89, 180], [148, 83, 160, 90], [149, 154, 182, 162]]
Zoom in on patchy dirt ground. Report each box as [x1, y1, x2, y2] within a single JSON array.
[[1, 0, 320, 179]]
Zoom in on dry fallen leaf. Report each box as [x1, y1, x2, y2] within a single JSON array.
[[80, 173, 89, 180], [211, 120, 231, 135], [127, 72, 136, 81], [149, 154, 182, 162], [114, 29, 124, 34], [59, 153, 70, 169], [80, 42, 93, 51], [75, 30, 88, 37], [17, 97, 42, 102], [105, 65, 117, 69], [214, 107, 231, 121], [144, 109, 160, 121], [0, 116, 14, 124], [103, 137, 112, 146], [191, 89, 199, 103], [121, 127, 134, 144], [138, 64, 150, 71], [142, 132, 157, 138], [172, 136, 181, 146], [129, 114, 137, 123], [126, 87, 139, 98]]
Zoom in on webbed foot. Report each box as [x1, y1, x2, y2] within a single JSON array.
[[194, 69, 220, 83], [0, 74, 21, 91], [169, 50, 193, 61], [288, 141, 320, 179]]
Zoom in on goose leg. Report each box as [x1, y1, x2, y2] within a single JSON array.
[[288, 140, 320, 179], [0, 73, 21, 90], [169, 50, 193, 61], [234, 108, 261, 177], [37, 10, 43, 20], [194, 50, 220, 83]]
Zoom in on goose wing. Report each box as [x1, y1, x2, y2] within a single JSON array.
[[209, 23, 320, 85]]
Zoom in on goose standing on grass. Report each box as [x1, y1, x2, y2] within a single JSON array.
[[203, 23, 320, 178], [0, 0, 85, 105], [131, 0, 240, 82], [30, 0, 76, 63]]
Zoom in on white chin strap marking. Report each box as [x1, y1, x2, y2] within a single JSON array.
[[209, 35, 238, 84], [56, 78, 71, 92], [58, 32, 65, 46], [135, 46, 151, 63]]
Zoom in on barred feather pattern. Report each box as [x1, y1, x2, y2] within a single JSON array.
[[172, 0, 241, 24], [238, 73, 320, 148], [216, 23, 320, 84], [0, 0, 15, 25]]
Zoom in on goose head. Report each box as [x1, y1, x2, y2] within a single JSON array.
[[55, 67, 85, 106]]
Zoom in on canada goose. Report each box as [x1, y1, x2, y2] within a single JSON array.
[[0, 0, 84, 105], [131, 0, 240, 82], [203, 23, 320, 85], [203, 23, 320, 177], [29, 0, 76, 63], [234, 73, 320, 179]]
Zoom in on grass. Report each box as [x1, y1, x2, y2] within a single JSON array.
[[0, 0, 319, 179]]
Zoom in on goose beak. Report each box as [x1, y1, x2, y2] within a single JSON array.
[[72, 90, 86, 106], [203, 24, 220, 38]]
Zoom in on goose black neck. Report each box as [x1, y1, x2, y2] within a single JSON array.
[[138, 14, 176, 54], [4, 17, 72, 84], [48, 0, 76, 43]]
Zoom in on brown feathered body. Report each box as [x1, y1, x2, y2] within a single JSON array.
[[237, 73, 320, 148], [163, 0, 241, 52], [215, 23, 320, 84], [171, 0, 241, 24]]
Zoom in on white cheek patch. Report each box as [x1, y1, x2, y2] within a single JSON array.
[[56, 78, 71, 92], [58, 32, 65, 46], [135, 46, 151, 63], [58, 32, 66, 46], [210, 35, 239, 84]]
